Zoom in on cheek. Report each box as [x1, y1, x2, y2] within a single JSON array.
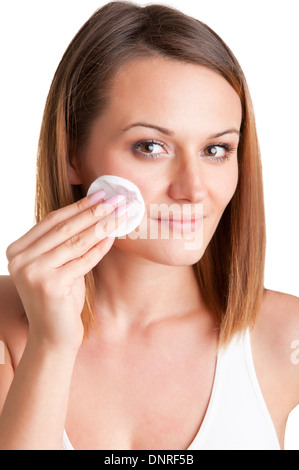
[[94, 153, 148, 192], [209, 163, 239, 211]]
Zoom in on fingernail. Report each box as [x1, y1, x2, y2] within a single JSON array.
[[87, 189, 106, 203], [103, 194, 126, 206]]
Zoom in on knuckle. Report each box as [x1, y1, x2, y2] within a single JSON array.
[[95, 218, 113, 239], [20, 264, 52, 293], [45, 210, 59, 224], [7, 254, 22, 275], [89, 203, 110, 219], [66, 233, 85, 251], [76, 198, 86, 212], [89, 204, 100, 218], [54, 219, 71, 237], [21, 262, 38, 283], [95, 219, 107, 234], [6, 242, 16, 261]]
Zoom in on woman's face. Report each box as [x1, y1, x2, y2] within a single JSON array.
[[69, 56, 242, 266]]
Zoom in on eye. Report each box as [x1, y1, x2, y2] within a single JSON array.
[[204, 145, 225, 157], [131, 139, 166, 159], [202, 143, 235, 163], [139, 142, 161, 153]]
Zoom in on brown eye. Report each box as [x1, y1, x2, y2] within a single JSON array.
[[132, 140, 167, 159], [140, 143, 155, 153], [204, 145, 224, 157], [201, 144, 234, 163]]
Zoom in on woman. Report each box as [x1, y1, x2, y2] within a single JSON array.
[[0, 1, 298, 450]]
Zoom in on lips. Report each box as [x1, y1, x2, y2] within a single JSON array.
[[156, 216, 203, 223], [154, 217, 204, 235]]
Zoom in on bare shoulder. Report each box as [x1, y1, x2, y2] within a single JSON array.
[[252, 288, 299, 406], [0, 275, 28, 369], [257, 288, 299, 344]]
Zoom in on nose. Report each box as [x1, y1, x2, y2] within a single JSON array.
[[168, 148, 207, 203]]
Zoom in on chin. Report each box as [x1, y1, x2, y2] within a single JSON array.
[[114, 236, 207, 266]]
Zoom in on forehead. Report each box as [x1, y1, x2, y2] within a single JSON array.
[[106, 56, 242, 134]]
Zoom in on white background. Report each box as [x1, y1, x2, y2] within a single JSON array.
[[0, 0, 298, 449]]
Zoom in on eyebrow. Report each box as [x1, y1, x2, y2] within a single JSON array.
[[121, 122, 240, 139]]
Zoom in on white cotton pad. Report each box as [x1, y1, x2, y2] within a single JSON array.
[[86, 175, 146, 237]]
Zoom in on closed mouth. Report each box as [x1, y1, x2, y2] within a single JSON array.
[[155, 216, 203, 223]]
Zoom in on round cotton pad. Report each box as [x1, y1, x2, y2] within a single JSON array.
[[86, 175, 146, 237]]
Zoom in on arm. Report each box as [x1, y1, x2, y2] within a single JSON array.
[[0, 190, 128, 449], [255, 290, 299, 411], [0, 336, 77, 450], [287, 294, 299, 407]]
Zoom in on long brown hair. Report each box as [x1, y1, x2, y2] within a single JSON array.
[[35, 1, 266, 346]]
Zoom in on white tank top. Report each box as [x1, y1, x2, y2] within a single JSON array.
[[61, 329, 281, 450]]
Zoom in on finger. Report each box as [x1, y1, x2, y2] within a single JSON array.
[[60, 236, 116, 285], [17, 195, 125, 267], [6, 190, 106, 261], [42, 206, 129, 269]]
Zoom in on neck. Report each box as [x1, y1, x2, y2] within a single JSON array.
[[92, 245, 205, 333]]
